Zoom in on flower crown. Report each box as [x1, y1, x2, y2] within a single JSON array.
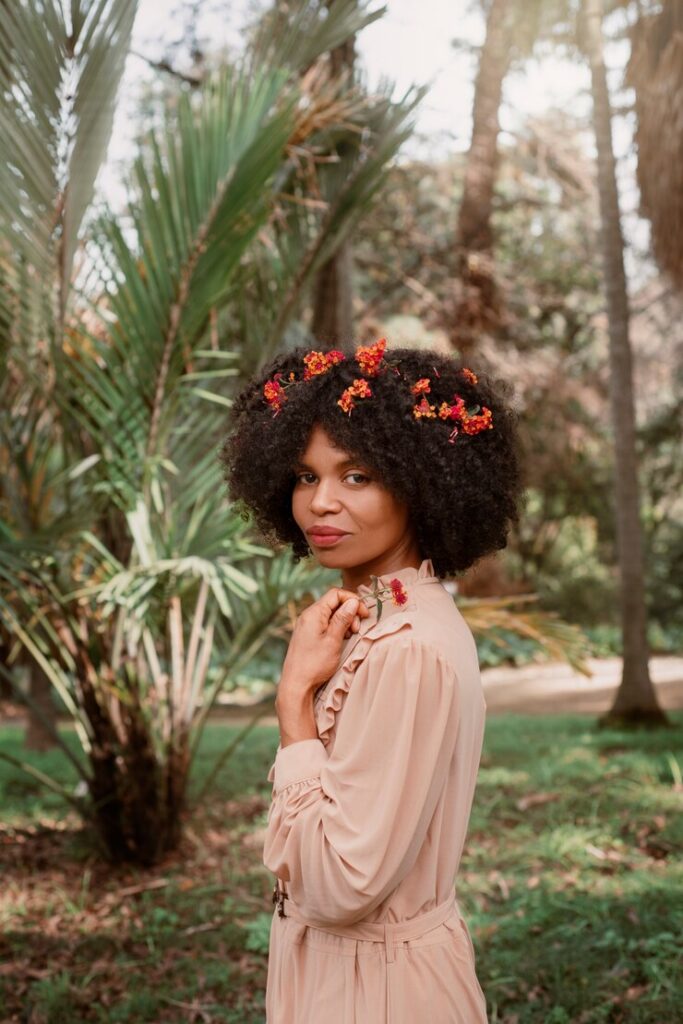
[[262, 337, 493, 444]]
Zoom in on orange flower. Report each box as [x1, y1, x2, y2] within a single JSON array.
[[437, 394, 493, 435], [461, 367, 478, 385], [302, 348, 346, 380], [337, 378, 372, 415], [411, 377, 431, 395], [355, 337, 387, 377], [437, 396, 466, 421], [412, 396, 436, 419], [461, 407, 493, 434], [263, 373, 287, 415]]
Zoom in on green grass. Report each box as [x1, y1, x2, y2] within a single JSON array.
[[0, 713, 681, 1022]]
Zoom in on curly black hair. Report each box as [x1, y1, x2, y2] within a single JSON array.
[[218, 344, 526, 578]]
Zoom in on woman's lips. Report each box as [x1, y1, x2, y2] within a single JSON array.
[[308, 531, 349, 547]]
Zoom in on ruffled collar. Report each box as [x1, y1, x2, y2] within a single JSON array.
[[353, 556, 438, 599]]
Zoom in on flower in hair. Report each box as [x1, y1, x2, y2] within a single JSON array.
[[337, 377, 372, 414], [411, 377, 432, 396], [437, 394, 493, 442], [263, 373, 287, 415], [461, 407, 493, 434], [412, 396, 437, 419], [261, 340, 493, 444], [355, 337, 387, 377], [263, 348, 345, 414], [303, 349, 346, 380]]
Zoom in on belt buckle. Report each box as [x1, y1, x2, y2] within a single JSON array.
[[272, 880, 287, 918]]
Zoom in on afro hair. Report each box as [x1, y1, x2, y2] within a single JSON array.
[[219, 343, 526, 579]]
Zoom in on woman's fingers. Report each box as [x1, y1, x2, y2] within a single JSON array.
[[334, 589, 370, 619], [344, 613, 363, 639]]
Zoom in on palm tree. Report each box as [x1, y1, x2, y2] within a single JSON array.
[[0, 0, 139, 749], [0, 0, 425, 864], [580, 0, 667, 726]]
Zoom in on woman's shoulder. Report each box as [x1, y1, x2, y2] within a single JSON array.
[[396, 582, 477, 668]]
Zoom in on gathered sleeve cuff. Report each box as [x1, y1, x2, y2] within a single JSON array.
[[262, 637, 461, 927], [272, 737, 329, 792]]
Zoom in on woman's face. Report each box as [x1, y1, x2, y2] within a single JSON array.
[[291, 423, 421, 584]]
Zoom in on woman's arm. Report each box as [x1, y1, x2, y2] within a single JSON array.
[[263, 636, 461, 926]]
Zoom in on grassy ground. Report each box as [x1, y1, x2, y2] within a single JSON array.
[[0, 712, 681, 1023]]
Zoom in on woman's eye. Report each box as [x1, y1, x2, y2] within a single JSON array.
[[294, 472, 369, 484]]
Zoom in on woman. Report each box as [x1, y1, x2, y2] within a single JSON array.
[[220, 338, 524, 1023]]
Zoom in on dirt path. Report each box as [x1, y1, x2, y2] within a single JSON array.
[[213, 654, 683, 724], [2, 657, 681, 733], [478, 654, 683, 715]]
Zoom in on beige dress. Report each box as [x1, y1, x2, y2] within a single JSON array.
[[262, 557, 488, 1023]]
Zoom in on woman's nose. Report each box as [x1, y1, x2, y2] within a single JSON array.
[[309, 484, 342, 513]]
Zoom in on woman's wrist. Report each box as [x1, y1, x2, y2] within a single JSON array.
[[275, 682, 319, 747]]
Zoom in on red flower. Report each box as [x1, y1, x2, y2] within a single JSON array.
[[263, 375, 287, 415], [355, 337, 387, 377], [302, 348, 347, 380], [337, 377, 372, 415], [389, 579, 408, 606], [412, 396, 437, 419]]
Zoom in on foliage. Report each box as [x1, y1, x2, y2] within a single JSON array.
[[0, 0, 423, 864], [354, 118, 683, 641]]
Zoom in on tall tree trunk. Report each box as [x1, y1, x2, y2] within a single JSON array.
[[312, 241, 354, 347], [581, 0, 668, 727], [450, 0, 514, 356], [311, 14, 355, 349]]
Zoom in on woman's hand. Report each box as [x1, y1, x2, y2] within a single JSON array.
[[278, 588, 371, 698]]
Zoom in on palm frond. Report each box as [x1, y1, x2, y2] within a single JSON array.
[[457, 593, 595, 676], [0, 0, 137, 330], [250, 0, 386, 74]]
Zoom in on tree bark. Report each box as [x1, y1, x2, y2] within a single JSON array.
[[450, 0, 514, 355], [311, 12, 355, 349], [311, 241, 354, 347], [24, 662, 58, 751], [581, 0, 668, 727]]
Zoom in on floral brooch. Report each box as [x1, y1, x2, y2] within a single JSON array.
[[359, 576, 409, 621]]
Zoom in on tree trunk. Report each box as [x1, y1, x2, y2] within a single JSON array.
[[311, 12, 355, 349], [581, 0, 668, 728], [24, 662, 58, 751], [311, 241, 354, 347], [0, 640, 11, 700], [450, 0, 514, 355]]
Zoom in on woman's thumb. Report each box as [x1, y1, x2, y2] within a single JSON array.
[[332, 597, 358, 624]]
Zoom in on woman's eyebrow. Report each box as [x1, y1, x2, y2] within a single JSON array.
[[294, 458, 360, 471]]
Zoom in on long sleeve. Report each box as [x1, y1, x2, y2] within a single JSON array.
[[262, 637, 461, 926]]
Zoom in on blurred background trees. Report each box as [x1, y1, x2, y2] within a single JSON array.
[[1, 0, 681, 864]]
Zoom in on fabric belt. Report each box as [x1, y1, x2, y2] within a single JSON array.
[[274, 880, 460, 965]]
